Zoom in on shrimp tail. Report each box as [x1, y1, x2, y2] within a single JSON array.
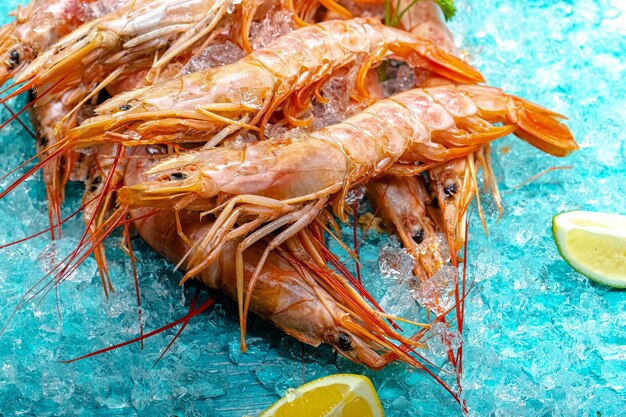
[[511, 97, 578, 157], [399, 40, 485, 84], [455, 85, 578, 157]]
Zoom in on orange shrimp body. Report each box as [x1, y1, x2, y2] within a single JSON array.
[[119, 84, 576, 212], [0, 0, 125, 87], [125, 148, 425, 369], [12, 0, 247, 98], [67, 17, 483, 147], [115, 84, 575, 305]]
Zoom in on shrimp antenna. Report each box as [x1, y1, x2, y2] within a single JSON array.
[[0, 139, 71, 200], [122, 221, 144, 350], [61, 291, 217, 364], [1, 101, 35, 138], [151, 286, 203, 368], [0, 193, 100, 250]]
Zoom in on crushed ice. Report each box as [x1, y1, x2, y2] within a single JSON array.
[[0, 1, 625, 416]]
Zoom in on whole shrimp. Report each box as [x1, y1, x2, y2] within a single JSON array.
[[132, 207, 423, 368], [117, 84, 576, 340], [66, 17, 483, 147], [124, 147, 430, 370], [120, 85, 576, 212]]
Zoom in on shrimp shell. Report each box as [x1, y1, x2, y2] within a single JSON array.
[[125, 148, 425, 369], [114, 84, 575, 291], [119, 84, 576, 212], [67, 17, 483, 147]]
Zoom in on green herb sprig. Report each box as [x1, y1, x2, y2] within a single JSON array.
[[380, 0, 456, 81], [385, 0, 457, 28]]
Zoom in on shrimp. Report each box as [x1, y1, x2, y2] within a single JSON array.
[[119, 85, 576, 213], [0, 0, 126, 87], [124, 147, 431, 371], [365, 175, 444, 280], [116, 84, 575, 339], [8, 0, 270, 105], [66, 18, 483, 147], [132, 207, 414, 368]]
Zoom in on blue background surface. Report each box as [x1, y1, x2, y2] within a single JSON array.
[[0, 1, 625, 416]]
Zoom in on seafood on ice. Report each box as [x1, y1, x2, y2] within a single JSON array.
[[0, 0, 579, 410]]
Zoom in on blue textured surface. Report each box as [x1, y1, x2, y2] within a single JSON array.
[[1, 1, 625, 416]]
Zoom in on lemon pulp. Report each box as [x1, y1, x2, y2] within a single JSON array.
[[552, 211, 626, 288], [259, 374, 384, 417]]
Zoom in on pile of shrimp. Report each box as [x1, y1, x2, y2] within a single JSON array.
[[0, 0, 577, 408]]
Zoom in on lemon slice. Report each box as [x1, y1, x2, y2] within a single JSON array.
[[258, 374, 384, 417], [552, 210, 626, 288]]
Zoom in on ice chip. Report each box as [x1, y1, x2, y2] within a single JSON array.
[[427, 322, 463, 357], [411, 265, 457, 316], [250, 10, 296, 50], [382, 63, 417, 97], [378, 238, 413, 282], [182, 41, 245, 75], [345, 186, 366, 206]]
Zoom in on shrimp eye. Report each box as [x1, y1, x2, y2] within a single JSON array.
[[37, 135, 47, 148], [118, 104, 132, 111], [169, 172, 187, 181], [444, 183, 458, 198], [27, 89, 36, 104], [8, 50, 20, 67], [337, 332, 353, 351], [412, 228, 424, 244], [89, 176, 102, 192]]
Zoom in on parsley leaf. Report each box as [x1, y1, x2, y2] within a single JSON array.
[[434, 0, 457, 21]]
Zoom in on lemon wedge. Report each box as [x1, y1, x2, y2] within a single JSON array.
[[258, 374, 384, 417], [552, 210, 626, 288]]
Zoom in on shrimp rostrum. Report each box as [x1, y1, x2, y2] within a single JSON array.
[[67, 17, 483, 147], [117, 84, 577, 341]]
